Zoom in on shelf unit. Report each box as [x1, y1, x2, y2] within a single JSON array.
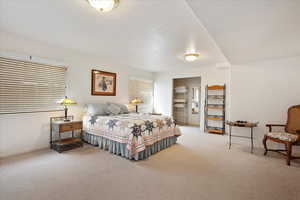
[[204, 84, 226, 134], [173, 86, 188, 125]]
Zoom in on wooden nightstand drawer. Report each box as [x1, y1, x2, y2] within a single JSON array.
[[72, 122, 83, 130], [59, 123, 73, 132]]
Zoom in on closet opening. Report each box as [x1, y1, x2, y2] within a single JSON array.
[[172, 77, 201, 127]]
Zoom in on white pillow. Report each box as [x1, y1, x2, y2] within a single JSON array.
[[86, 103, 108, 116], [110, 103, 129, 114], [106, 104, 121, 115]]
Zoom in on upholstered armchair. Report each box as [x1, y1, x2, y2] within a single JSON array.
[[263, 105, 300, 166]]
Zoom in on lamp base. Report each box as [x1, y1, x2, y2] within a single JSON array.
[[64, 107, 70, 122]]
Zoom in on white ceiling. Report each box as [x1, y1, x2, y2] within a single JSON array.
[[187, 0, 300, 64], [1, 0, 299, 71], [0, 0, 226, 71]]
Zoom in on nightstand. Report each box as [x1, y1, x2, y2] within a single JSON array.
[[150, 113, 162, 115], [50, 116, 83, 153]]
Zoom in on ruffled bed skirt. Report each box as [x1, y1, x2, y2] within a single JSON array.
[[83, 132, 178, 160]]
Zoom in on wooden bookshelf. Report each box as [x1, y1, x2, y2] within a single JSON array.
[[207, 104, 224, 110], [206, 117, 224, 121], [207, 129, 224, 134], [207, 85, 225, 90], [204, 84, 226, 135]]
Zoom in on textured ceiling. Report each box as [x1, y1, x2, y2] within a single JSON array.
[[0, 0, 299, 71]]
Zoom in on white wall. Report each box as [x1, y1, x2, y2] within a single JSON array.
[[1, 29, 300, 157], [154, 56, 300, 150], [154, 66, 231, 132], [230, 56, 300, 143], [0, 32, 153, 158]]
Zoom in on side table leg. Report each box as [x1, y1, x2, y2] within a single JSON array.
[[251, 127, 254, 153], [229, 126, 232, 150]]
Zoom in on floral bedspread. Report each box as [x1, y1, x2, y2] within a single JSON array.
[[83, 113, 181, 155]]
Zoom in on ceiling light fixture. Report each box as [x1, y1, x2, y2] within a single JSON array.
[[184, 53, 200, 62], [87, 0, 119, 12]]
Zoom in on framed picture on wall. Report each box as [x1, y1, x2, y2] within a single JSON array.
[[91, 69, 117, 96]]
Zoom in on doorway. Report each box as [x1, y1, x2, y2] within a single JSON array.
[[172, 77, 201, 127]]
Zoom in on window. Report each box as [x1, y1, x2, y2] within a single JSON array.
[[128, 78, 154, 113], [0, 57, 66, 114]]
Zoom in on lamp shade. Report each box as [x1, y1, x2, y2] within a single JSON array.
[[131, 98, 143, 105], [58, 96, 77, 106]]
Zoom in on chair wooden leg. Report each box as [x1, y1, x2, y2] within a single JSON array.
[[263, 135, 268, 155], [286, 142, 292, 166]]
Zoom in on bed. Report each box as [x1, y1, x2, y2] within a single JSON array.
[[82, 104, 181, 160]]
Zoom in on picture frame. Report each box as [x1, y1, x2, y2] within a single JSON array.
[[91, 69, 117, 96]]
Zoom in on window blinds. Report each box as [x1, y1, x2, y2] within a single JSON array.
[[0, 57, 66, 114], [129, 79, 154, 113]]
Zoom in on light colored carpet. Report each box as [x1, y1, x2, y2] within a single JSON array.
[[1, 126, 300, 200]]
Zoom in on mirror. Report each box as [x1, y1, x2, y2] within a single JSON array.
[[191, 87, 200, 114]]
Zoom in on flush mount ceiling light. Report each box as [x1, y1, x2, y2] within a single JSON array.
[[184, 53, 200, 62], [87, 0, 119, 12]]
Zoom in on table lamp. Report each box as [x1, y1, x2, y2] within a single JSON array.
[[131, 98, 143, 113], [58, 96, 77, 121]]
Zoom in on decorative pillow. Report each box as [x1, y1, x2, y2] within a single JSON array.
[[86, 103, 108, 116], [106, 104, 121, 115], [109, 103, 129, 114], [117, 104, 129, 114]]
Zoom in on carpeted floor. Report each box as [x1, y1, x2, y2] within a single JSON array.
[[1, 126, 300, 200]]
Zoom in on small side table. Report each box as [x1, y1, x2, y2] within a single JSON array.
[[50, 116, 83, 153], [226, 121, 259, 153], [150, 113, 162, 115]]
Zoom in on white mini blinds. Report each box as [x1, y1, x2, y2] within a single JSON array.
[[0, 57, 66, 114]]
